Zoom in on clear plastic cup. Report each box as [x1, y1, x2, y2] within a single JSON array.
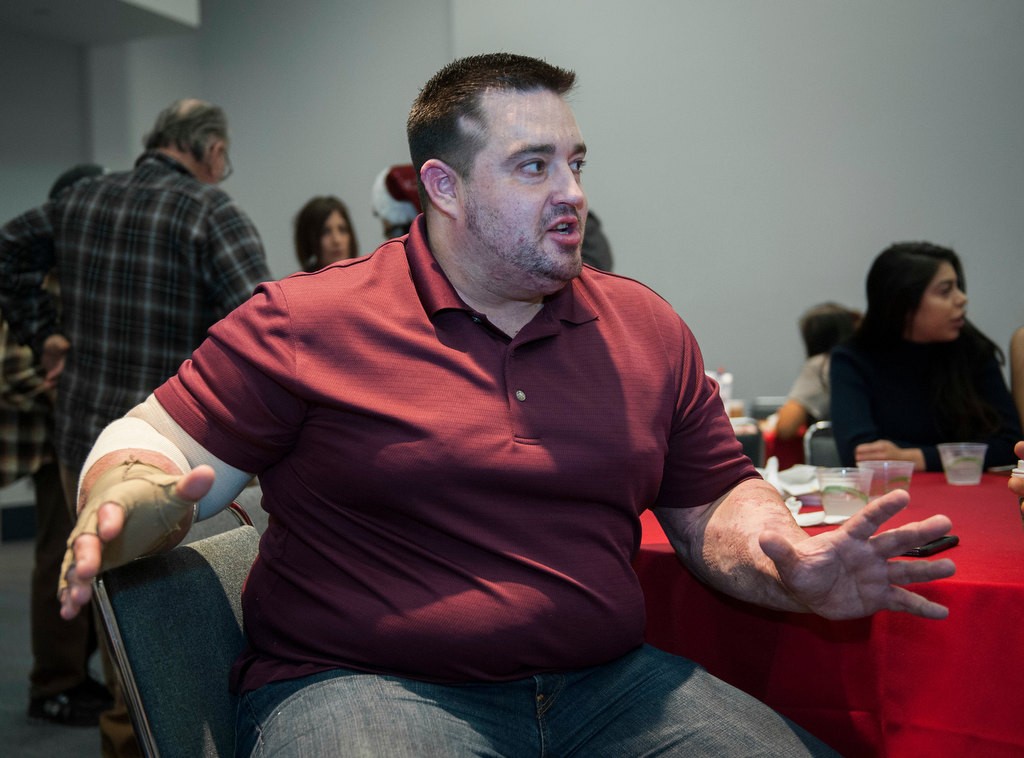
[[816, 467, 873, 523], [858, 460, 915, 496], [937, 443, 988, 486]]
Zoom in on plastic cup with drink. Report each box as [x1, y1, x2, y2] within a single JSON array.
[[937, 443, 988, 486], [816, 467, 873, 524], [858, 460, 915, 497]]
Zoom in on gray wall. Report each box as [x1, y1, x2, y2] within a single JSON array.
[[0, 28, 90, 216], [3, 0, 1023, 403]]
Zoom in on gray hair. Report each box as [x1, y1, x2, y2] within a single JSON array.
[[143, 99, 229, 161]]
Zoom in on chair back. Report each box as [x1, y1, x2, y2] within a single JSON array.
[[750, 396, 788, 420], [183, 501, 254, 544], [730, 416, 766, 467], [803, 420, 842, 467], [94, 523, 259, 758]]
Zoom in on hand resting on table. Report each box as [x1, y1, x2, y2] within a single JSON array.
[[657, 479, 955, 621]]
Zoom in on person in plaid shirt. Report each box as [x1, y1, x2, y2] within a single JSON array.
[[1, 312, 115, 725], [0, 100, 270, 757], [1, 164, 113, 730]]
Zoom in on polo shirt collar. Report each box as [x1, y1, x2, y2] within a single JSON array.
[[405, 215, 599, 330]]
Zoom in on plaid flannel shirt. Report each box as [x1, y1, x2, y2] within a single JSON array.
[[0, 316, 52, 487], [0, 151, 270, 472]]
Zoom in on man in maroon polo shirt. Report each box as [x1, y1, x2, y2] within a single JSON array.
[[56, 54, 955, 756]]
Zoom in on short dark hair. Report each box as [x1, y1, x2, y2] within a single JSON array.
[[406, 53, 576, 207], [144, 99, 229, 162], [293, 195, 359, 272], [48, 163, 104, 200], [798, 302, 860, 358]]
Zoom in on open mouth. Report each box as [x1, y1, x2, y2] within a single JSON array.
[[544, 211, 583, 249]]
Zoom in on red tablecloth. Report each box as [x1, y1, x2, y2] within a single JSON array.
[[634, 472, 1024, 757], [762, 425, 805, 469]]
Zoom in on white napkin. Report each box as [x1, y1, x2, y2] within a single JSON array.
[[755, 458, 820, 497], [755, 456, 782, 493], [757, 458, 824, 525], [777, 464, 820, 496]]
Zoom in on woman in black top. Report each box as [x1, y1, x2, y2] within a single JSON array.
[[830, 242, 1021, 471]]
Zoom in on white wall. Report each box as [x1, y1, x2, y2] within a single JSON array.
[[197, 0, 450, 274], [0, 28, 90, 218], [3, 0, 1023, 403], [88, 34, 202, 171], [451, 0, 1024, 400]]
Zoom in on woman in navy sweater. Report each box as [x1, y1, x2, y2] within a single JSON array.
[[830, 242, 1021, 471]]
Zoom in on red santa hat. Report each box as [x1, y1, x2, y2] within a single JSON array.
[[372, 164, 421, 225]]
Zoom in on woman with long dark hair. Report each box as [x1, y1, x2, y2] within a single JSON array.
[[831, 241, 1021, 471], [293, 196, 359, 272]]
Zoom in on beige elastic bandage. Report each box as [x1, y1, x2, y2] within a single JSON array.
[[58, 458, 196, 595]]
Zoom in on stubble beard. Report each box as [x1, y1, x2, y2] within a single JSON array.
[[465, 198, 582, 286]]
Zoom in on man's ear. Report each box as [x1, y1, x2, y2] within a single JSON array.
[[200, 138, 220, 163], [197, 140, 223, 183], [420, 159, 460, 219]]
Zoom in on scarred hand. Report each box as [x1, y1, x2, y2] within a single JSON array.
[[759, 489, 955, 620]]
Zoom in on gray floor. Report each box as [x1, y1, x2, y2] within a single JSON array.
[[0, 539, 100, 756], [0, 485, 267, 757]]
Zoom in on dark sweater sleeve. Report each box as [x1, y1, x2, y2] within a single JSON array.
[[829, 346, 885, 467], [831, 345, 1021, 471]]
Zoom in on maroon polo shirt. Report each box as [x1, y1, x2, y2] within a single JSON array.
[[155, 217, 755, 692]]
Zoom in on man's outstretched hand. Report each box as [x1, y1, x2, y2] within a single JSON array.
[[59, 464, 216, 620], [759, 489, 956, 620]]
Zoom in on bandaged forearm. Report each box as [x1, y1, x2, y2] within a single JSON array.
[[79, 416, 191, 499], [129, 394, 253, 519], [59, 459, 195, 594], [81, 394, 253, 520]]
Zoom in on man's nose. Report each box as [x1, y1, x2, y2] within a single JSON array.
[[552, 165, 585, 210]]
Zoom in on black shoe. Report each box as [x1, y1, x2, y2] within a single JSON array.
[[28, 678, 111, 727]]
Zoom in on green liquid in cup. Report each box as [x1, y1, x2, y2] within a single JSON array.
[[821, 484, 870, 517], [944, 456, 984, 485]]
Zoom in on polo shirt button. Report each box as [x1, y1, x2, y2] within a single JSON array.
[[515, 390, 527, 402]]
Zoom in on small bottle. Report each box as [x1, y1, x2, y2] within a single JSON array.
[[717, 368, 733, 404]]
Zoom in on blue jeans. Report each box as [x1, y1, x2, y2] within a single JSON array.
[[235, 644, 836, 757]]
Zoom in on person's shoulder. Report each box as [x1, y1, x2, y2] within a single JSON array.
[[573, 268, 687, 335], [61, 167, 130, 200], [133, 152, 235, 206], [830, 342, 860, 359], [829, 343, 857, 368], [807, 352, 829, 369], [576, 266, 671, 307], [276, 245, 400, 298], [830, 341, 886, 376]]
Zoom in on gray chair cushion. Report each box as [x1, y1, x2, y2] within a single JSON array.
[[95, 525, 259, 758]]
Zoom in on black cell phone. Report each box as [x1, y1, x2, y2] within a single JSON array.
[[901, 535, 959, 557]]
